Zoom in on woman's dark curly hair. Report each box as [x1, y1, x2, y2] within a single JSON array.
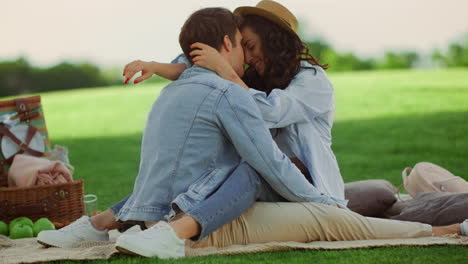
[[241, 15, 327, 95]]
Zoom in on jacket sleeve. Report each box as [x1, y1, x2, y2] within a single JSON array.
[[248, 68, 335, 129], [215, 84, 336, 205], [171, 53, 192, 68]]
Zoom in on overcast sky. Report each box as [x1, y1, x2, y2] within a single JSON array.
[[2, 0, 468, 67]]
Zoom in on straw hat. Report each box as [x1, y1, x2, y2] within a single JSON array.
[[234, 0, 299, 36]]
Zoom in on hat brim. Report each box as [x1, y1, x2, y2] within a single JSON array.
[[234, 6, 298, 36]]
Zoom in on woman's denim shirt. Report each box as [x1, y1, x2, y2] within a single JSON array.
[[116, 66, 339, 222], [249, 62, 347, 205]]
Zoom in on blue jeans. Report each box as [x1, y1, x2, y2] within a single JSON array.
[[183, 161, 285, 240], [110, 196, 129, 216], [109, 161, 285, 240]]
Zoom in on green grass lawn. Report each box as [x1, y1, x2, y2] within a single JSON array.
[[5, 68, 468, 263]]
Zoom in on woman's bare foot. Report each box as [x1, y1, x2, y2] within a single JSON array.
[[432, 224, 461, 236], [90, 209, 123, 231]]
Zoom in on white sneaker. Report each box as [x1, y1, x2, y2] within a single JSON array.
[[116, 221, 185, 258], [461, 219, 468, 236], [37, 216, 109, 248]]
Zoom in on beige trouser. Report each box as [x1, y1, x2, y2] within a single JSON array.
[[188, 202, 432, 248]]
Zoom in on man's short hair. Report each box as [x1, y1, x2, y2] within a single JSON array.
[[179, 8, 243, 61]]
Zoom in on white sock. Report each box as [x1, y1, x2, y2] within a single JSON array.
[[461, 220, 468, 236]]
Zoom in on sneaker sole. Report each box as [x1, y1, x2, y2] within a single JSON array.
[[37, 240, 54, 248], [36, 236, 76, 248], [36, 238, 74, 248], [116, 246, 144, 257], [116, 241, 183, 258]]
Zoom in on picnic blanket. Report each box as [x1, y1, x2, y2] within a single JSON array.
[[1, 226, 467, 264]]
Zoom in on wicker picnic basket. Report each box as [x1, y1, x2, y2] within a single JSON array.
[[0, 180, 85, 227], [0, 96, 85, 227]]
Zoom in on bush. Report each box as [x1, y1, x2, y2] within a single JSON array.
[[432, 36, 468, 67], [0, 58, 111, 97], [376, 51, 419, 69]]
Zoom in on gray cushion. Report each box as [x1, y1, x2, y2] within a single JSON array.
[[381, 199, 411, 218], [391, 192, 468, 225], [345, 180, 397, 217]]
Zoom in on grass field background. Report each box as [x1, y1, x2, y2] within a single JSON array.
[[4, 68, 468, 263]]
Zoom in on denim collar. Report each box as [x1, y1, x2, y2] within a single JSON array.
[[179, 65, 218, 80]]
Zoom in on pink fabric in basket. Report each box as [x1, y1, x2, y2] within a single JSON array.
[[8, 154, 73, 187]]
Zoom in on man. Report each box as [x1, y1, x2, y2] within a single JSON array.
[[38, 7, 338, 258]]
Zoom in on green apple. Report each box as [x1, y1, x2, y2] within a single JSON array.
[[33, 217, 55, 237], [9, 217, 34, 231], [0, 221, 8, 236], [10, 224, 33, 239]]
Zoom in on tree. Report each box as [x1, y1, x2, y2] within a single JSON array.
[[431, 35, 468, 67], [0, 58, 110, 97], [0, 57, 34, 96], [322, 48, 375, 72], [377, 51, 419, 69], [305, 40, 332, 60]]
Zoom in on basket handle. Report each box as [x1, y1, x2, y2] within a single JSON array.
[[395, 167, 413, 200]]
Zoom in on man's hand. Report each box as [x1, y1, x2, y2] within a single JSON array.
[[122, 60, 156, 84]]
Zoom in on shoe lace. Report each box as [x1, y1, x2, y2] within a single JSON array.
[[148, 222, 171, 231], [140, 222, 172, 238], [59, 217, 89, 232]]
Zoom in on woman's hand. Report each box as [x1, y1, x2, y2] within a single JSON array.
[[190, 43, 232, 75], [122, 60, 156, 84], [123, 60, 187, 84], [190, 43, 249, 90]]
